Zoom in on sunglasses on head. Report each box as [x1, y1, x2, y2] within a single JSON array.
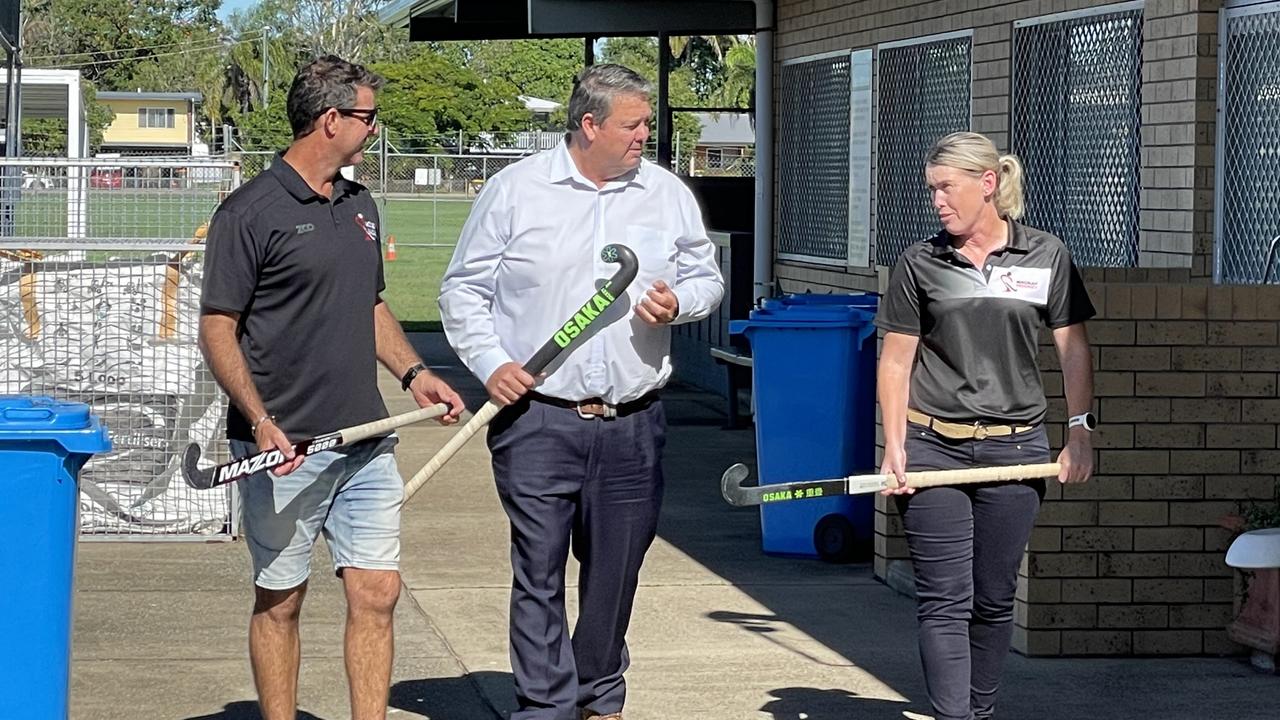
[[334, 107, 378, 126]]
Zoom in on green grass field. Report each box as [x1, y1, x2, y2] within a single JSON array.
[[379, 198, 471, 329], [9, 192, 472, 328]]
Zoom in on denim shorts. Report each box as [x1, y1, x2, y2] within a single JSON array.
[[230, 435, 403, 590]]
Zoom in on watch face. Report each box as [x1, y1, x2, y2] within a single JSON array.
[[1082, 412, 1098, 431]]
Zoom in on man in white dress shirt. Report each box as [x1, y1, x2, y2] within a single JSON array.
[[439, 64, 724, 720]]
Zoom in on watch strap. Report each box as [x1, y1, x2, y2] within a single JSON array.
[[401, 362, 426, 392]]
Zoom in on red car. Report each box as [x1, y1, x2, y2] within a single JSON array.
[[90, 167, 123, 189]]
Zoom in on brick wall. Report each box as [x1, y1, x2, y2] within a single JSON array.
[[1027, 281, 1280, 655]]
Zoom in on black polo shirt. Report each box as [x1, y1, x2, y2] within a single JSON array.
[[875, 221, 1094, 425], [201, 153, 389, 441]]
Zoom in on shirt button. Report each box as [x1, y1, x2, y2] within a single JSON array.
[[986, 265, 992, 270]]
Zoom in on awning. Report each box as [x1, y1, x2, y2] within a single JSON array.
[[380, 0, 758, 41]]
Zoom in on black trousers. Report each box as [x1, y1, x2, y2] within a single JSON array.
[[895, 423, 1049, 720], [488, 397, 666, 720]]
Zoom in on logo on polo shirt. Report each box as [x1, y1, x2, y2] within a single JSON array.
[[986, 266, 1050, 305], [354, 213, 377, 243], [295, 223, 315, 234]]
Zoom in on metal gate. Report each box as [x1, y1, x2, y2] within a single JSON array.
[[1, 157, 239, 540], [1216, 1, 1280, 284]]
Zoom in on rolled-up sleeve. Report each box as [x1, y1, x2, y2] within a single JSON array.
[[670, 186, 725, 324], [439, 179, 515, 385]]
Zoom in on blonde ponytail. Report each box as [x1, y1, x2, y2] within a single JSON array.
[[994, 154, 1025, 220]]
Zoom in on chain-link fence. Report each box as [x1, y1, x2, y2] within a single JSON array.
[[875, 34, 973, 266], [1013, 4, 1143, 269], [1, 157, 238, 539], [777, 52, 852, 263], [0, 157, 238, 247], [1217, 3, 1280, 284], [222, 126, 754, 248]]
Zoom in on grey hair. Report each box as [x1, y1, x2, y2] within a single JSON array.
[[925, 131, 1026, 221], [566, 63, 652, 131], [287, 55, 385, 139]]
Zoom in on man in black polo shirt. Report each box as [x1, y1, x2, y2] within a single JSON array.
[[199, 55, 462, 720]]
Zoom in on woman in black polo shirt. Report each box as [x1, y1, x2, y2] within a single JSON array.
[[875, 131, 1096, 720]]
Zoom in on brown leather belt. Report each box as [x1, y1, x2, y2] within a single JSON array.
[[907, 408, 1036, 441], [529, 391, 659, 420]]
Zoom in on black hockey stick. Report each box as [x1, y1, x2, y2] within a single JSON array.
[[720, 462, 1062, 507], [403, 243, 639, 501], [182, 403, 450, 489]]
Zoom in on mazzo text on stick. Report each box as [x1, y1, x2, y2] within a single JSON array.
[[215, 435, 341, 483]]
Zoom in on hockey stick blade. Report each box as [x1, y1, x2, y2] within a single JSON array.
[[184, 403, 449, 490], [720, 463, 850, 507], [721, 462, 1063, 507], [403, 243, 640, 503]]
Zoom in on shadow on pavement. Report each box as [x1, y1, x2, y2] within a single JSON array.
[[390, 671, 512, 719], [182, 701, 327, 720], [760, 686, 916, 720]]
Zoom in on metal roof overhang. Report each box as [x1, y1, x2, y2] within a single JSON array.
[[381, 0, 758, 41]]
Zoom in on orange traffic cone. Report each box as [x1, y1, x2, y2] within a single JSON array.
[[385, 234, 397, 262]]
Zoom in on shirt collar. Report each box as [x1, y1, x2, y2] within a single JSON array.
[[269, 151, 357, 202], [929, 219, 1029, 258], [548, 138, 647, 190]]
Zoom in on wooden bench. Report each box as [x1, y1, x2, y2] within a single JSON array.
[[710, 345, 753, 428]]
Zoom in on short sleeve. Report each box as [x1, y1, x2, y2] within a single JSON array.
[[1044, 245, 1095, 328], [200, 208, 261, 315], [875, 251, 922, 336], [370, 204, 386, 296]]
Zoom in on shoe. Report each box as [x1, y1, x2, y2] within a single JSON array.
[[579, 710, 622, 720]]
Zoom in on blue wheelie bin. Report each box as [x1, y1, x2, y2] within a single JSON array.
[[0, 396, 111, 719], [730, 296, 878, 562]]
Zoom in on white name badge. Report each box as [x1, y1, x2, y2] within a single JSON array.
[[986, 266, 1051, 305]]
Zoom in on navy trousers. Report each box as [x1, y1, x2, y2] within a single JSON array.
[[488, 396, 666, 720], [895, 423, 1049, 720]]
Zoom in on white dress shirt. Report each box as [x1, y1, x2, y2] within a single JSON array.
[[439, 140, 725, 404]]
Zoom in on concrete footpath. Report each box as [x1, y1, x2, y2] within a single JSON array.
[[71, 334, 1280, 719]]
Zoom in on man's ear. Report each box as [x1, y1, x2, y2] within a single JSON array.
[[580, 112, 599, 142]]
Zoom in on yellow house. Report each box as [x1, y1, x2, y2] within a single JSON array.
[[97, 91, 201, 155]]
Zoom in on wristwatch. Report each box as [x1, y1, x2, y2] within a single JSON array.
[[400, 362, 427, 392], [1068, 412, 1097, 432]]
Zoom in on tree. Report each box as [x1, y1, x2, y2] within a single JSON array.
[[371, 51, 531, 151], [22, 0, 222, 88], [465, 40, 583, 107], [287, 0, 399, 63], [21, 0, 225, 144]]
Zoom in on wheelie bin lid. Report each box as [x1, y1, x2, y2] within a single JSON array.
[[0, 396, 112, 454], [765, 292, 880, 310], [730, 303, 877, 336]]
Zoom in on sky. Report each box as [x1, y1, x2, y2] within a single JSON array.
[[216, 0, 259, 21]]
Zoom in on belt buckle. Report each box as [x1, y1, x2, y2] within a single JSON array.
[[972, 421, 990, 440], [575, 401, 617, 420]]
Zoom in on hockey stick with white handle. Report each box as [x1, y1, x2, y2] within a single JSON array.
[[183, 403, 450, 489], [720, 462, 1062, 507]]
